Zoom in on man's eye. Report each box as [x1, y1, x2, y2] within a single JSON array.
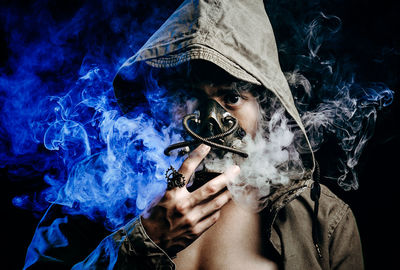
[[224, 93, 241, 104]]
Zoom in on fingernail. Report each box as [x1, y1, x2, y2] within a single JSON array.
[[229, 165, 240, 174], [200, 144, 211, 153]]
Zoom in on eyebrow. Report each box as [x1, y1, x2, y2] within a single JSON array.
[[190, 83, 249, 99], [215, 87, 241, 97]]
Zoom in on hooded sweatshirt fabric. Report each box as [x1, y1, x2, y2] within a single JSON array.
[[23, 1, 364, 269], [114, 0, 316, 173]]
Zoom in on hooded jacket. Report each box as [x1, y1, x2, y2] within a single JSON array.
[[24, 0, 363, 269]]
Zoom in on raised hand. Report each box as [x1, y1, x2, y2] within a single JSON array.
[[141, 144, 240, 255]]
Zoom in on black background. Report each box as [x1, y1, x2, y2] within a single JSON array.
[[1, 0, 399, 269]]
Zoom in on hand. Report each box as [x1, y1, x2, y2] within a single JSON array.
[[141, 144, 240, 255]]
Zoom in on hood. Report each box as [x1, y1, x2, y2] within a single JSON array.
[[113, 0, 315, 174]]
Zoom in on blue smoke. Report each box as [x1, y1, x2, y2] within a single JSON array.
[[1, 0, 182, 230]]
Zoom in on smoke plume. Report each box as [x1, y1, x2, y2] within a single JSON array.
[[1, 0, 395, 229], [204, 103, 305, 212]]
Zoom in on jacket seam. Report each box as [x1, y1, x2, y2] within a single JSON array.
[[328, 203, 349, 240], [146, 47, 260, 85], [266, 180, 311, 255]]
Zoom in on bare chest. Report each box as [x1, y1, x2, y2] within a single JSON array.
[[173, 202, 278, 270]]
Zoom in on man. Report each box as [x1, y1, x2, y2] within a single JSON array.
[[24, 0, 363, 269]]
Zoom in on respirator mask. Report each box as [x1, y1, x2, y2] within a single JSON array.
[[164, 99, 248, 191]]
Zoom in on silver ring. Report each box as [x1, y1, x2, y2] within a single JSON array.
[[166, 166, 185, 190]]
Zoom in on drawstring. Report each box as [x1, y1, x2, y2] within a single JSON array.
[[311, 161, 323, 259]]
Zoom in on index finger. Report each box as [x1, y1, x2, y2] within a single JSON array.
[[178, 144, 211, 184]]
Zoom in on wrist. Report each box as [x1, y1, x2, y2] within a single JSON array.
[[140, 215, 163, 246]]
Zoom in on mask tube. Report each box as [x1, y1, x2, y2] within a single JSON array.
[[164, 99, 248, 158]]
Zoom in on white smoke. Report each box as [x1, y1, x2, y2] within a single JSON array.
[[204, 106, 305, 212]]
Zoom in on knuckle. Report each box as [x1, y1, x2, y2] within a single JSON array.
[[199, 207, 207, 216], [188, 163, 197, 172], [164, 191, 174, 201], [191, 226, 201, 236], [175, 202, 188, 214], [212, 211, 220, 222], [187, 196, 195, 208], [199, 188, 208, 199], [184, 216, 196, 227], [213, 198, 224, 209], [211, 212, 220, 223], [205, 183, 218, 194], [181, 160, 195, 173]]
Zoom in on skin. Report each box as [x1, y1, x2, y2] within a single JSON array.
[[201, 84, 260, 138], [141, 83, 261, 255]]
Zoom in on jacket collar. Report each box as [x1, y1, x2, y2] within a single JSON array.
[[262, 177, 313, 255]]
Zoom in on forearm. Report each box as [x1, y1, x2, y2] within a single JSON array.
[[72, 218, 175, 269], [24, 204, 174, 270]]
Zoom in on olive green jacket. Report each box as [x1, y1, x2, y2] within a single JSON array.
[[24, 179, 363, 269], [118, 180, 364, 270]]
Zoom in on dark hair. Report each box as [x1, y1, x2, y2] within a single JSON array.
[[155, 60, 241, 91], [116, 59, 272, 115], [156, 59, 268, 100]]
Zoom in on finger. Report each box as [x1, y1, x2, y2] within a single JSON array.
[[188, 189, 231, 224], [189, 165, 240, 206], [190, 210, 221, 236], [178, 144, 211, 182]]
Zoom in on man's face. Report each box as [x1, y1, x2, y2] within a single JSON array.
[[198, 84, 260, 138]]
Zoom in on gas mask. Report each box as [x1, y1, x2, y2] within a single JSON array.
[[164, 99, 248, 191]]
